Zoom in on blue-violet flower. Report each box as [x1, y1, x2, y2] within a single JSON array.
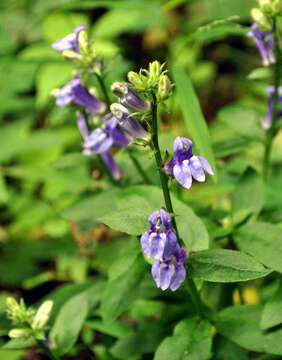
[[111, 82, 150, 113], [110, 103, 149, 140], [151, 243, 187, 291], [52, 23, 86, 52], [248, 23, 275, 66], [165, 137, 214, 189], [55, 76, 106, 114], [141, 209, 177, 260], [77, 112, 123, 179], [262, 86, 282, 129]]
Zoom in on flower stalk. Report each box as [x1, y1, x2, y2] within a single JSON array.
[[37, 340, 59, 360], [263, 16, 281, 180]]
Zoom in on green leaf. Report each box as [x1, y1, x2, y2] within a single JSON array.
[[172, 64, 217, 181], [86, 319, 134, 338], [234, 222, 282, 273], [231, 167, 264, 224], [2, 338, 35, 350], [101, 239, 146, 323], [62, 185, 209, 250], [218, 105, 265, 142], [248, 67, 272, 80], [260, 280, 282, 330], [154, 317, 212, 360], [214, 337, 249, 360], [98, 206, 152, 235], [189, 22, 249, 42], [189, 249, 271, 282], [92, 6, 162, 39], [216, 305, 282, 355], [50, 292, 88, 356]]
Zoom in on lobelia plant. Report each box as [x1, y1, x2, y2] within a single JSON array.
[[2, 1, 282, 359]]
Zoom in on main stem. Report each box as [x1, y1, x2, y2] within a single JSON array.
[[96, 73, 111, 108], [37, 340, 59, 360], [151, 93, 179, 238], [262, 17, 281, 181], [151, 93, 205, 318]]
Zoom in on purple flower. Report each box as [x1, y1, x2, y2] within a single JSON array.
[[111, 82, 150, 112], [110, 103, 149, 140], [262, 86, 282, 130], [55, 76, 106, 114], [165, 137, 214, 189], [83, 114, 130, 154], [151, 243, 187, 291], [52, 23, 86, 52], [77, 112, 125, 180], [141, 209, 177, 260], [248, 23, 275, 66]]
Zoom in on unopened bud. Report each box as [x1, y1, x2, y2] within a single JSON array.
[[158, 74, 172, 100], [78, 30, 89, 53], [9, 328, 28, 339], [62, 50, 83, 62], [251, 8, 270, 29], [32, 300, 53, 330], [6, 297, 18, 310], [111, 82, 127, 97], [128, 71, 143, 87], [149, 61, 161, 78], [259, 0, 280, 13]]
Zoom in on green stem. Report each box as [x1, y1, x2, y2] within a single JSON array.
[[96, 73, 111, 109], [151, 93, 179, 238], [127, 149, 151, 184], [262, 17, 281, 181], [37, 340, 59, 360], [151, 93, 205, 318]]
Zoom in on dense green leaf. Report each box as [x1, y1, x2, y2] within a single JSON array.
[[234, 222, 282, 273], [2, 338, 35, 350], [216, 305, 282, 355], [189, 249, 271, 282], [248, 67, 272, 80], [86, 319, 134, 338], [260, 280, 282, 330], [50, 292, 88, 356], [232, 167, 264, 224], [172, 64, 217, 181]]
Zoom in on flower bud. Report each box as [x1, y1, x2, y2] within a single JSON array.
[[78, 30, 89, 54], [31, 300, 54, 330], [251, 8, 271, 29], [111, 82, 150, 112], [149, 61, 161, 78], [6, 297, 18, 310], [62, 49, 83, 62], [128, 71, 143, 87], [158, 74, 172, 100], [9, 328, 28, 339]]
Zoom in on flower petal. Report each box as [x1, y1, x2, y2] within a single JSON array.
[[159, 264, 174, 291], [84, 128, 113, 154], [100, 151, 121, 180], [173, 161, 192, 189], [197, 156, 214, 176], [170, 265, 186, 291], [140, 231, 151, 258], [189, 156, 206, 182]]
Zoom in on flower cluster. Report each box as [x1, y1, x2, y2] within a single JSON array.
[[141, 209, 187, 291], [6, 297, 53, 340], [262, 86, 282, 129], [128, 61, 172, 100], [165, 137, 214, 189]]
